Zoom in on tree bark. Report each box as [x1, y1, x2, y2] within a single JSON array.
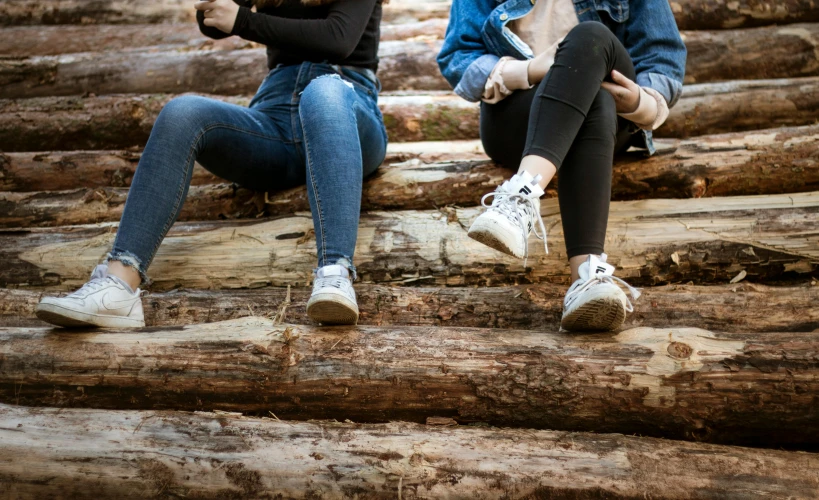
[[3, 125, 819, 226], [3, 77, 819, 151], [3, 281, 818, 332], [2, 318, 819, 448], [0, 41, 450, 97], [1, 404, 818, 499], [0, 0, 445, 26], [6, 25, 819, 97], [672, 0, 819, 29], [682, 23, 819, 83], [0, 23, 256, 56], [1, 191, 817, 290]]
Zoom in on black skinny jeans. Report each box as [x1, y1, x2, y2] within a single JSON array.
[[481, 21, 638, 259]]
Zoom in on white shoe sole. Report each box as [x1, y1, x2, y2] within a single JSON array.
[[561, 295, 627, 332], [35, 303, 145, 328], [307, 293, 359, 325], [467, 216, 525, 259]]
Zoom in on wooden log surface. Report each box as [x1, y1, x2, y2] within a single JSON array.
[[4, 124, 819, 227], [5, 25, 819, 97], [0, 21, 442, 57], [3, 281, 818, 333], [2, 318, 819, 448], [1, 191, 817, 291], [0, 40, 447, 96], [2, 404, 818, 499], [3, 0, 819, 30], [0, 0, 448, 26], [3, 76, 819, 151]]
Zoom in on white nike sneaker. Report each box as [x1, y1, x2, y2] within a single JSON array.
[[467, 171, 548, 260], [306, 264, 359, 325], [35, 264, 145, 328], [561, 254, 640, 332]]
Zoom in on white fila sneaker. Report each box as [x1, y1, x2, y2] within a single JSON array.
[[307, 264, 359, 325], [467, 171, 548, 260], [561, 254, 641, 332], [35, 264, 145, 328]]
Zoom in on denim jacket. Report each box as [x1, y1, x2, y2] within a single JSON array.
[[437, 0, 687, 153]]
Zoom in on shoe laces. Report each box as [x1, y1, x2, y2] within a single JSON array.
[[67, 277, 114, 299], [314, 275, 352, 292], [480, 189, 548, 261], [566, 272, 642, 313]]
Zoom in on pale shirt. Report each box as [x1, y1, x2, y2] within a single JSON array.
[[481, 0, 669, 131]]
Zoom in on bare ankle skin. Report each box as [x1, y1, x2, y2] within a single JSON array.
[[107, 261, 141, 291], [569, 254, 591, 281], [518, 155, 557, 189]]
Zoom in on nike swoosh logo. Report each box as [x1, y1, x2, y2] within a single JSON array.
[[101, 293, 138, 313]]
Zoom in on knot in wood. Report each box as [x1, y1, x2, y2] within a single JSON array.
[[667, 341, 693, 360]]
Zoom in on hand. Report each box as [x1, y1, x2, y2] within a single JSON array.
[[601, 70, 641, 113], [195, 0, 240, 34], [526, 51, 554, 86]]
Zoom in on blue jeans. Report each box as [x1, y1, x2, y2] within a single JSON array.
[[108, 62, 388, 283]]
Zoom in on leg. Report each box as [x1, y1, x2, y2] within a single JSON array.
[[522, 21, 637, 189], [298, 74, 387, 276], [110, 95, 300, 286]]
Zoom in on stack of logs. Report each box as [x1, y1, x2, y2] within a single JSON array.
[[1, 0, 818, 497]]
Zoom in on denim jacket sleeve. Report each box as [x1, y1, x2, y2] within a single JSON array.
[[437, 0, 500, 102], [623, 0, 686, 107]]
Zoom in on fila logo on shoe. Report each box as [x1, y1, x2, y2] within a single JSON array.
[[519, 185, 532, 195], [596, 266, 607, 274]]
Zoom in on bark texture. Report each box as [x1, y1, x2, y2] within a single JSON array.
[[3, 282, 818, 332], [0, 23, 255, 56], [3, 125, 819, 227], [0, 41, 450, 98], [1, 404, 818, 499], [3, 77, 819, 151], [1, 191, 817, 290], [2, 318, 819, 448], [6, 26, 819, 97], [0, 0, 444, 26], [671, 0, 819, 29]]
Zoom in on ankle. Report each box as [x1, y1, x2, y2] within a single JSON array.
[[518, 156, 557, 190], [107, 261, 141, 291]]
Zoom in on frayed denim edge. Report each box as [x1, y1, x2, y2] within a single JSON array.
[[105, 251, 150, 286], [315, 257, 357, 282]]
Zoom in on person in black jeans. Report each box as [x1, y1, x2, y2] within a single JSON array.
[[438, 0, 686, 332]]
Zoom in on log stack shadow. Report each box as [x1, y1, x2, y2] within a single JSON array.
[[1, 1, 818, 498]]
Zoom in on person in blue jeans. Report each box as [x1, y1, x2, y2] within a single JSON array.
[[438, 0, 686, 332], [36, 0, 388, 328]]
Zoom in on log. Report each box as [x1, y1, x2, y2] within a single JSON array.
[[0, 0, 446, 26], [3, 77, 819, 151], [671, 0, 819, 30], [2, 318, 819, 447], [1, 405, 818, 499], [0, 23, 256, 57], [1, 191, 817, 290], [7, 25, 819, 97], [4, 125, 819, 227], [682, 23, 819, 83], [3, 281, 818, 332], [659, 77, 819, 138]]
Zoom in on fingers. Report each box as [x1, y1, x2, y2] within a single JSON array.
[[194, 1, 214, 11], [611, 70, 638, 91], [203, 17, 215, 26], [601, 82, 627, 100]]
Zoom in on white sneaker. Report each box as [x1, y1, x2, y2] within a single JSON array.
[[307, 264, 359, 325], [35, 264, 145, 328], [561, 254, 640, 332], [467, 171, 548, 260]]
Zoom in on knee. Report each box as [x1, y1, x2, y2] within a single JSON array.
[[155, 95, 215, 134], [565, 21, 615, 46], [299, 75, 355, 117]]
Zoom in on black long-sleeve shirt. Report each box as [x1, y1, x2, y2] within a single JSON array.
[[197, 0, 382, 71]]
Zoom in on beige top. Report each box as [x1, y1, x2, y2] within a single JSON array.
[[482, 0, 669, 131]]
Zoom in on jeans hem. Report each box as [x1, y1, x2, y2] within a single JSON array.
[[105, 251, 150, 286]]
